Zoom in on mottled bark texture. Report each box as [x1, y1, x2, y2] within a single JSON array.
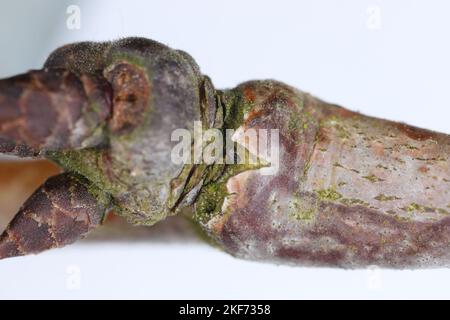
[[197, 81, 450, 268], [0, 37, 449, 267], [0, 69, 111, 156], [0, 172, 109, 259]]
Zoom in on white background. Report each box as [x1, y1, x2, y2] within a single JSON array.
[[0, 0, 449, 299]]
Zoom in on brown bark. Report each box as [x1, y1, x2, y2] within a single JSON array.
[[0, 69, 111, 156], [0, 172, 110, 259]]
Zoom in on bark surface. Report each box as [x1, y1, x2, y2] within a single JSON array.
[[197, 80, 450, 268]]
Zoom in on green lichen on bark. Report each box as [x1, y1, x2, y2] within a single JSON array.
[[401, 203, 450, 215], [316, 188, 343, 201], [374, 194, 401, 202], [363, 174, 385, 183], [340, 198, 370, 207], [289, 208, 315, 221], [288, 199, 315, 222], [46, 149, 126, 196], [193, 163, 258, 224]]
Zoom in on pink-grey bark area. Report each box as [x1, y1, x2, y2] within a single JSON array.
[[197, 80, 450, 269]]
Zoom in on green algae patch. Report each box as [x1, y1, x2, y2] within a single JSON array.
[[363, 174, 385, 183], [46, 149, 126, 196], [193, 163, 259, 224], [402, 203, 427, 213], [316, 188, 343, 202], [289, 206, 315, 222], [194, 181, 229, 224], [340, 198, 370, 207], [401, 203, 450, 215], [374, 194, 401, 202]]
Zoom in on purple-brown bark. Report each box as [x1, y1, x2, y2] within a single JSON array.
[[198, 81, 450, 268], [0, 173, 109, 259], [0, 69, 111, 156]]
